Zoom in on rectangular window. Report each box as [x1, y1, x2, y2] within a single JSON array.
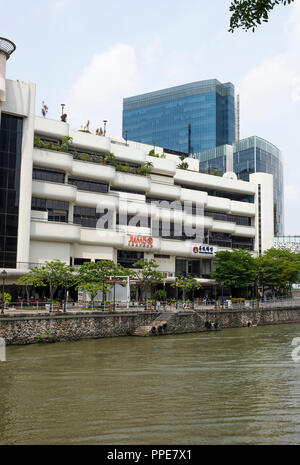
[[117, 250, 144, 268], [68, 177, 109, 193], [33, 167, 65, 183], [0, 113, 23, 268]]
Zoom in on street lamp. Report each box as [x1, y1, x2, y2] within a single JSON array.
[[113, 276, 116, 312], [103, 120, 108, 136], [60, 104, 65, 116], [102, 275, 106, 311], [144, 278, 148, 312], [124, 130, 128, 145], [163, 279, 166, 311], [175, 278, 179, 310], [192, 279, 196, 310], [63, 273, 68, 313], [1, 270, 7, 314], [50, 270, 55, 313]]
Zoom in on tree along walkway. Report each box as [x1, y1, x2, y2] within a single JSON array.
[[133, 312, 175, 337]]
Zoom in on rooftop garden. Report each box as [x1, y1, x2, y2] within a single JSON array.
[[34, 136, 153, 176]]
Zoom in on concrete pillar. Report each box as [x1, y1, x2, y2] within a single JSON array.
[[16, 83, 36, 267]]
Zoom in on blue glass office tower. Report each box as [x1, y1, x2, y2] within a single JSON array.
[[123, 79, 236, 154], [233, 136, 284, 236], [195, 136, 284, 235]]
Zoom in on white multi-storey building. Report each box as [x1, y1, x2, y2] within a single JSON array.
[[0, 52, 274, 298]]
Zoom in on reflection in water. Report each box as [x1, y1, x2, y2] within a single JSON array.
[[1, 324, 300, 445]]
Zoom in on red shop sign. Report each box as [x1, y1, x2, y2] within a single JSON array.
[[128, 235, 153, 248]]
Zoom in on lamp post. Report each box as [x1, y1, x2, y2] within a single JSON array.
[[192, 279, 196, 310], [1, 270, 7, 314], [124, 130, 128, 145], [175, 278, 179, 310], [102, 275, 106, 311], [50, 270, 55, 313], [113, 276, 116, 312], [103, 120, 108, 136], [163, 279, 166, 311], [63, 273, 68, 313], [183, 276, 187, 305], [144, 278, 148, 311], [61, 104, 65, 116]]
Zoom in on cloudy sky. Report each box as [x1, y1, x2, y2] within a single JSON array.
[[1, 0, 299, 234]]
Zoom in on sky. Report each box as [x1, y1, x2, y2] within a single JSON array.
[[1, 0, 300, 234]]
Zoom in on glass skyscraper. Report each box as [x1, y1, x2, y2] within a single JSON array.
[[233, 136, 284, 236], [123, 79, 236, 154], [195, 136, 284, 235]]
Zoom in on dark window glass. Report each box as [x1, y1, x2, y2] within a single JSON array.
[[31, 197, 69, 222], [74, 206, 113, 229], [33, 167, 65, 183], [0, 114, 23, 268], [117, 250, 144, 268], [110, 187, 146, 195], [68, 177, 109, 193], [74, 258, 91, 266]]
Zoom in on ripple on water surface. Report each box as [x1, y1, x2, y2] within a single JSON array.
[[1, 324, 300, 444]]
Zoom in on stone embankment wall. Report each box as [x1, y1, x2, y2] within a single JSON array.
[[1, 307, 300, 345]]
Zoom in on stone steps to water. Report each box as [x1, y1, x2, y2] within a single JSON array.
[[133, 313, 175, 337]]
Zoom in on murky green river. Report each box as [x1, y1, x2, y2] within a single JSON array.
[[1, 323, 300, 445]]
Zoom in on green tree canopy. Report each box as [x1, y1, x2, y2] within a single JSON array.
[[212, 249, 257, 289], [229, 0, 294, 32], [77, 260, 130, 296], [171, 274, 202, 301], [18, 260, 76, 299], [256, 248, 300, 293]]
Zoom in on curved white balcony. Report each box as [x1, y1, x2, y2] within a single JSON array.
[[33, 148, 73, 172], [206, 196, 231, 212], [180, 188, 207, 204], [32, 180, 77, 202], [113, 172, 151, 191], [30, 220, 81, 242], [35, 116, 69, 139], [148, 182, 181, 199], [80, 228, 123, 247], [211, 220, 236, 234], [174, 170, 255, 195], [70, 130, 111, 152], [230, 200, 256, 216], [146, 156, 177, 176], [234, 225, 256, 237], [114, 145, 146, 164], [72, 160, 115, 183], [76, 191, 118, 209]]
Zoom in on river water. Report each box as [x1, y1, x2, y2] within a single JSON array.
[[1, 323, 300, 445]]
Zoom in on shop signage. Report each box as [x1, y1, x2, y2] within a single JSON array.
[[128, 235, 153, 248], [193, 245, 214, 255]]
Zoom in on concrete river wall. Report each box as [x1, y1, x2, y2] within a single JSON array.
[[1, 307, 300, 345]]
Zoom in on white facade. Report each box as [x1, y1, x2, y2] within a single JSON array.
[[1, 79, 275, 285]]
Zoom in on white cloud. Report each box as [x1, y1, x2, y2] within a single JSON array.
[[285, 184, 299, 201], [238, 3, 300, 137], [68, 43, 139, 134]]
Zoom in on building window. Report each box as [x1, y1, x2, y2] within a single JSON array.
[[74, 206, 113, 229], [31, 198, 69, 222], [33, 167, 65, 183], [74, 258, 91, 266], [0, 114, 23, 268], [110, 187, 146, 196], [116, 214, 151, 228], [117, 250, 144, 268], [68, 177, 109, 193]]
